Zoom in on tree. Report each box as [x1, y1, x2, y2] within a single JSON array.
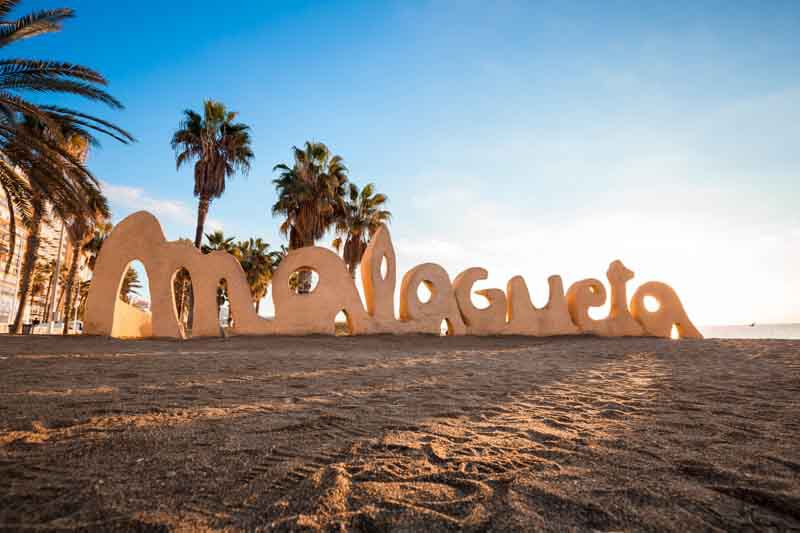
[[61, 141, 110, 333], [39, 256, 55, 318], [40, 256, 68, 321], [332, 182, 391, 278], [0, 1, 132, 274], [119, 266, 141, 303], [171, 100, 254, 248], [82, 221, 113, 271], [272, 142, 348, 292], [76, 278, 90, 320], [7, 119, 110, 333], [0, 1, 132, 333], [28, 261, 47, 321], [234, 237, 282, 314], [67, 221, 111, 324], [202, 230, 237, 320], [201, 229, 236, 254], [54, 260, 69, 315]]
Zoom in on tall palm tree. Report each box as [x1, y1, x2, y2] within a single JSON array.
[[53, 261, 69, 315], [28, 261, 47, 321], [171, 100, 254, 248], [67, 220, 111, 324], [7, 119, 109, 333], [234, 237, 282, 313], [332, 182, 391, 278], [76, 278, 90, 320], [272, 142, 349, 248], [39, 256, 55, 317], [63, 185, 111, 335], [272, 142, 348, 292], [41, 256, 67, 320], [0, 1, 132, 276], [60, 138, 109, 333]]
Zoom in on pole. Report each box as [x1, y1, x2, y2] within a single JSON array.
[[8, 225, 23, 325], [47, 220, 65, 334]]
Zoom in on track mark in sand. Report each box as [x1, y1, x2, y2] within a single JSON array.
[[262, 352, 670, 529], [710, 486, 800, 522], [765, 455, 800, 474], [204, 412, 379, 526]]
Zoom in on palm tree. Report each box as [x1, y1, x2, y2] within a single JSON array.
[[119, 266, 141, 304], [0, 2, 131, 333], [61, 140, 109, 333], [272, 142, 348, 292], [39, 256, 55, 317], [234, 237, 282, 313], [54, 261, 69, 316], [28, 261, 47, 321], [41, 257, 67, 321], [202, 230, 237, 319], [332, 182, 391, 278], [7, 119, 110, 333], [76, 278, 90, 320], [171, 100, 254, 248], [82, 221, 113, 272], [67, 220, 111, 325], [201, 229, 236, 254], [0, 1, 132, 276], [272, 142, 349, 248]]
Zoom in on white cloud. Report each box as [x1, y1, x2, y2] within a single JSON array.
[[392, 183, 800, 326], [101, 181, 223, 234]]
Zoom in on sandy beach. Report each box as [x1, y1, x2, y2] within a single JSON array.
[[0, 334, 798, 531]]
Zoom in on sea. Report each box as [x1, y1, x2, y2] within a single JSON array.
[[700, 323, 800, 340]]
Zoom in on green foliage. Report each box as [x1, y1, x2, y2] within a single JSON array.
[[119, 266, 141, 303], [0, 0, 132, 252], [233, 237, 284, 310], [171, 100, 254, 248], [332, 182, 391, 276], [83, 221, 113, 272], [202, 231, 285, 313], [171, 100, 254, 201], [0, 1, 131, 333], [201, 230, 236, 254], [271, 141, 349, 249]]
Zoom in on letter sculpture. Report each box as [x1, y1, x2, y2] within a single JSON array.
[[85, 211, 703, 340]]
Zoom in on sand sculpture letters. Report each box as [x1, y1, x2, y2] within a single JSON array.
[[84, 211, 703, 340]]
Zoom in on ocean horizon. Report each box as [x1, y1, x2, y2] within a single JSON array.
[[700, 323, 800, 340]]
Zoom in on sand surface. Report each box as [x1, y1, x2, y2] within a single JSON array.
[[0, 335, 798, 531]]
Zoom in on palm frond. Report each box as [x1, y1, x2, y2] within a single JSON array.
[[0, 8, 73, 48]]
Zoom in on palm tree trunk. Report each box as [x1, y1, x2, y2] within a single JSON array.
[[62, 242, 80, 334], [183, 196, 209, 333], [12, 203, 43, 334], [255, 298, 260, 314], [2, 182, 17, 275], [77, 284, 88, 321], [194, 196, 211, 248], [56, 280, 66, 318]]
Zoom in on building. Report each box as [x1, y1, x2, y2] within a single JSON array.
[[0, 187, 75, 332]]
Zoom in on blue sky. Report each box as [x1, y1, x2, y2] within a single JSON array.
[[14, 0, 800, 324]]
